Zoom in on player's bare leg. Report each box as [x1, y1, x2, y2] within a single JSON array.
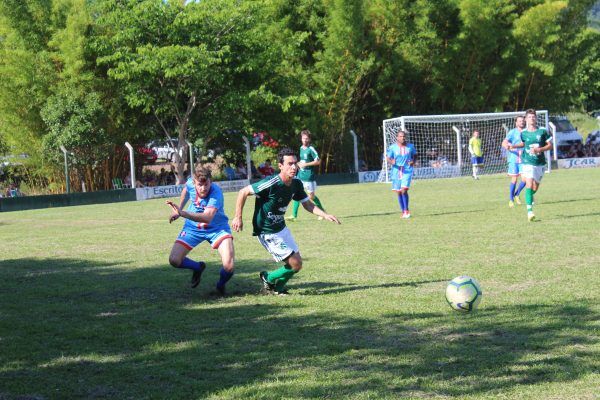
[[169, 242, 206, 288]]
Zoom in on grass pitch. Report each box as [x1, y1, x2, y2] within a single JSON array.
[[1, 168, 599, 399]]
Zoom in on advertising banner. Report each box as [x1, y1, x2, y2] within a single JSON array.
[[136, 179, 250, 201], [557, 157, 600, 169]]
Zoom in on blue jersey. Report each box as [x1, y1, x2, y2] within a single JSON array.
[[387, 143, 417, 174], [504, 128, 523, 164], [183, 179, 229, 232]]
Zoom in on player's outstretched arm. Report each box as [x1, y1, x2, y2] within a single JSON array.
[[301, 200, 341, 224], [231, 186, 252, 232], [166, 200, 216, 224], [168, 186, 189, 223]]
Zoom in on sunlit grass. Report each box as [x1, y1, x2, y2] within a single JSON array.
[[1, 168, 599, 399]]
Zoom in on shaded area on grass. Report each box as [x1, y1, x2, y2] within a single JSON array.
[[293, 279, 448, 295], [1, 258, 598, 399]]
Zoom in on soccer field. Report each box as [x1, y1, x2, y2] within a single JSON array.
[[1, 169, 599, 399]]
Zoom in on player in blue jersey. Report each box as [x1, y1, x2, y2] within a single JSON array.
[[502, 115, 527, 208], [386, 130, 417, 218], [166, 165, 235, 295]]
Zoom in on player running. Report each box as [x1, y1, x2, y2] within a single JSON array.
[[502, 115, 527, 208], [506, 109, 553, 222], [287, 129, 326, 221], [166, 165, 235, 295], [386, 130, 417, 218], [231, 147, 340, 295]]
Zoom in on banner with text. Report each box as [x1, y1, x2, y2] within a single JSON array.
[[557, 157, 600, 169], [135, 179, 250, 201]]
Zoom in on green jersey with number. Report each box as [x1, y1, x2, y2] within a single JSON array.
[[297, 145, 320, 182], [520, 128, 551, 166], [250, 175, 308, 235]]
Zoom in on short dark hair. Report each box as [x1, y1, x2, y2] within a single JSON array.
[[277, 147, 297, 164], [300, 129, 311, 138], [193, 165, 211, 181], [525, 108, 536, 116], [515, 115, 524, 122]]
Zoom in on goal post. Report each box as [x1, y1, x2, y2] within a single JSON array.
[[379, 110, 550, 182]]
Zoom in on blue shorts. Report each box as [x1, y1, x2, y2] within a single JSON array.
[[391, 170, 413, 191], [471, 156, 484, 165], [507, 162, 522, 176], [175, 226, 233, 250]]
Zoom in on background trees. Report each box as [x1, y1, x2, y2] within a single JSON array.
[[0, 0, 597, 191]]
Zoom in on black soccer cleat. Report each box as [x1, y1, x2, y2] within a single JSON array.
[[191, 262, 206, 288], [259, 271, 275, 291], [216, 283, 226, 296]]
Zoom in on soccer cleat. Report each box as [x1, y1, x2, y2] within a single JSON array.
[[402, 212, 411, 219], [527, 212, 536, 222], [191, 262, 206, 288], [259, 271, 275, 291], [275, 289, 289, 296], [509, 200, 514, 208], [216, 283, 226, 296], [285, 216, 297, 222], [514, 196, 522, 205]]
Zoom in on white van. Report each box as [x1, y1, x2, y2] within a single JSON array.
[[549, 116, 584, 159]]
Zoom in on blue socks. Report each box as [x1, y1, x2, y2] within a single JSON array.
[[397, 194, 405, 211], [515, 181, 526, 197], [509, 182, 516, 200], [180, 257, 202, 271], [397, 193, 410, 212], [217, 267, 234, 289]]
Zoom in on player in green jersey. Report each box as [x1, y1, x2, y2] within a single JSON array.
[[287, 130, 326, 221], [231, 147, 341, 295], [506, 109, 553, 221]]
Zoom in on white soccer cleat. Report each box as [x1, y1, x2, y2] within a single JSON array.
[[527, 212, 536, 222]]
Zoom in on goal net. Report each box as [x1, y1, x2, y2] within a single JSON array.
[[379, 110, 550, 182]]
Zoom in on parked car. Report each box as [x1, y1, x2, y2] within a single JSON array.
[[549, 116, 584, 159], [124, 146, 157, 165], [147, 139, 179, 162]]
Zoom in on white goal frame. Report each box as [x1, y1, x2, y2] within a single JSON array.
[[380, 110, 552, 182]]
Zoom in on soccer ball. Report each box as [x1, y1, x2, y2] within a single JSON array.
[[445, 276, 482, 312]]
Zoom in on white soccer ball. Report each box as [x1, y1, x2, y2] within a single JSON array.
[[445, 276, 482, 312]]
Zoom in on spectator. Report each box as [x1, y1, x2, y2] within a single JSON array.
[[235, 162, 247, 179], [250, 161, 262, 179], [142, 170, 157, 187], [358, 159, 368, 172], [258, 159, 275, 177], [224, 165, 236, 180], [166, 166, 177, 185], [158, 168, 168, 186], [5, 183, 22, 197]]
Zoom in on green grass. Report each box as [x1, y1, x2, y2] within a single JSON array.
[[1, 169, 599, 399]]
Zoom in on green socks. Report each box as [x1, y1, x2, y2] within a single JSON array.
[[525, 188, 534, 212], [291, 196, 325, 218], [292, 200, 300, 218], [266, 264, 296, 285], [313, 195, 325, 212]]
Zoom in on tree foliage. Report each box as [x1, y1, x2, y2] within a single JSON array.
[[0, 0, 597, 191]]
